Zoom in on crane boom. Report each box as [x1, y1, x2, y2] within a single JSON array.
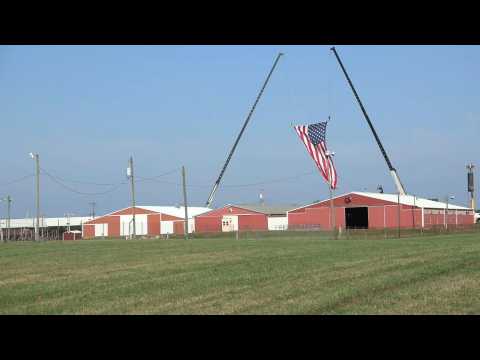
[[330, 47, 406, 195], [205, 52, 284, 207]]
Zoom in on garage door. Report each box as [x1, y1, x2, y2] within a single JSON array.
[[161, 221, 174, 234], [120, 215, 147, 236], [95, 223, 108, 237]]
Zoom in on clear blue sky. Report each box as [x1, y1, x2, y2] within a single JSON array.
[[0, 45, 478, 217]]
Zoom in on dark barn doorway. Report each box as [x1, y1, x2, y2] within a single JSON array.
[[345, 207, 369, 229]]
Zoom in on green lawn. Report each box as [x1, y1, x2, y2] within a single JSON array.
[[0, 233, 479, 314]]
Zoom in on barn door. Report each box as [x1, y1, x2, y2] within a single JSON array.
[[161, 221, 174, 235], [345, 207, 368, 229], [95, 223, 108, 237], [222, 216, 238, 232]]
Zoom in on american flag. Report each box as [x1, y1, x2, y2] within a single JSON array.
[[294, 122, 338, 189]]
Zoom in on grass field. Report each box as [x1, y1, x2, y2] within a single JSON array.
[[0, 232, 479, 314]]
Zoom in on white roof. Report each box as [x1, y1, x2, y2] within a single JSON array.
[[0, 217, 92, 229], [137, 206, 212, 219], [352, 192, 471, 210]]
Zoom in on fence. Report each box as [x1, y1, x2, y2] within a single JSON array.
[[0, 225, 82, 242], [339, 224, 480, 240], [186, 223, 480, 241], [1, 223, 479, 243], [134, 223, 480, 241]]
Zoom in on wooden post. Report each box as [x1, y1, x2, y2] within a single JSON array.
[[330, 186, 336, 239], [397, 193, 401, 238], [328, 165, 336, 239], [128, 156, 136, 239], [182, 166, 189, 240]]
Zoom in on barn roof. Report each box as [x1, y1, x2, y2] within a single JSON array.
[[137, 206, 212, 218], [235, 204, 298, 215], [352, 192, 471, 210], [194, 203, 297, 217], [1, 217, 92, 229], [83, 205, 212, 223]]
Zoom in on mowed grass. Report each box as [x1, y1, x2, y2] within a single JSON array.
[[0, 233, 479, 314]]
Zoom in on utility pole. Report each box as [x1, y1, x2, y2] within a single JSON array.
[[397, 193, 401, 238], [29, 152, 40, 241], [445, 196, 449, 230], [89, 201, 96, 219], [41, 214, 44, 239], [65, 213, 73, 232], [128, 156, 136, 239], [412, 195, 416, 229], [1, 196, 11, 241], [0, 196, 11, 242], [7, 196, 11, 241], [326, 148, 336, 239], [182, 166, 189, 240], [445, 195, 455, 230], [329, 185, 336, 236], [467, 164, 475, 210]]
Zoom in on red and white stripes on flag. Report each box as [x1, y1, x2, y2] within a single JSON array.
[[294, 122, 338, 189]]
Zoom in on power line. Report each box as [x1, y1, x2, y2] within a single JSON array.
[[223, 171, 316, 188], [138, 170, 316, 189], [0, 174, 34, 187], [39, 168, 117, 186], [53, 179, 117, 186], [41, 168, 127, 196], [37, 164, 316, 197], [139, 179, 211, 188], [36, 165, 182, 197], [39, 166, 180, 187], [136, 168, 181, 182]]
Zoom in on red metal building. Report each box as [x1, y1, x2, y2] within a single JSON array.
[[82, 206, 210, 239], [288, 192, 475, 230], [195, 204, 295, 233]]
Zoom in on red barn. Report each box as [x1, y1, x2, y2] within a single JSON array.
[[288, 192, 475, 230], [82, 206, 210, 239], [195, 204, 296, 233]]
